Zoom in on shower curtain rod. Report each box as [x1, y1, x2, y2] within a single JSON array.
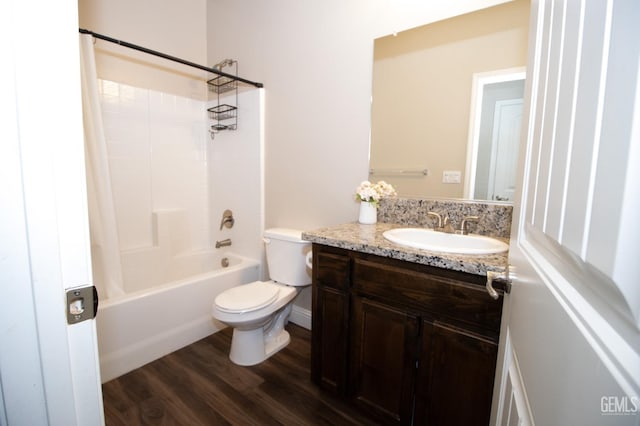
[[78, 28, 264, 88]]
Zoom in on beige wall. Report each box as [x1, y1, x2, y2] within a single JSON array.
[[371, 0, 529, 199]]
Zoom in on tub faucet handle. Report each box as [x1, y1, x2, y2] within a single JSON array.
[[219, 209, 235, 230]]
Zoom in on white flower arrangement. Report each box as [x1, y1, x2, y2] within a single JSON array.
[[354, 180, 397, 207]]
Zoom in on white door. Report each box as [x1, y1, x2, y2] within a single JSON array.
[[492, 0, 640, 425], [0, 0, 105, 424], [488, 98, 523, 202]]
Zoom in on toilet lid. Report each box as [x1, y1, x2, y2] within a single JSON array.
[[215, 281, 280, 313]]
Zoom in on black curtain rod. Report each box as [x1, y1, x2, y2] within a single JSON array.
[[79, 28, 263, 89]]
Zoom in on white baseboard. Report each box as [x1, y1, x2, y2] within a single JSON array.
[[289, 305, 311, 330]]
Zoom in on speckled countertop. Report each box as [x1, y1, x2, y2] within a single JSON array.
[[302, 222, 509, 276]]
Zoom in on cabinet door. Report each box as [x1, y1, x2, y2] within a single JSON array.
[[311, 247, 351, 395], [311, 285, 349, 395], [414, 320, 498, 426], [350, 297, 418, 425]]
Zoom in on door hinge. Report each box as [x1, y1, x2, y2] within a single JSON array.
[[66, 285, 98, 325]]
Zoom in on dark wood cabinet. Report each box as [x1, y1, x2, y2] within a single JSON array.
[[311, 243, 504, 426], [350, 297, 418, 424], [311, 247, 350, 395], [414, 320, 498, 426]]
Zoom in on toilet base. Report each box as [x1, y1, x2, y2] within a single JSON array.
[[228, 304, 294, 366], [229, 328, 291, 366]]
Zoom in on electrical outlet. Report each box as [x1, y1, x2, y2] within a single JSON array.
[[442, 170, 461, 184]]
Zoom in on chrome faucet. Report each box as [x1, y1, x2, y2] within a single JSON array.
[[456, 216, 480, 235], [215, 238, 232, 248]]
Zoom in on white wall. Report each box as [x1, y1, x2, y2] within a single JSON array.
[[206, 0, 512, 229], [78, 0, 208, 99], [208, 89, 266, 269], [206, 0, 512, 309]]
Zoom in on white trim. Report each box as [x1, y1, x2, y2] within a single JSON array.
[[494, 330, 534, 426], [2, 0, 105, 423], [492, 328, 512, 425], [579, 0, 614, 259], [289, 305, 312, 330], [507, 338, 535, 425]]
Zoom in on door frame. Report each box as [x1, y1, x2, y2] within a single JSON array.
[[0, 0, 105, 424]]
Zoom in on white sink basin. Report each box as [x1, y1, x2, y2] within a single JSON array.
[[383, 228, 508, 254]]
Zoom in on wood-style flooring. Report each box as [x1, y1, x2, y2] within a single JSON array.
[[102, 324, 376, 425]]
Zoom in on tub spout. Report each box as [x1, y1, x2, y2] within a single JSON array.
[[215, 238, 232, 248]]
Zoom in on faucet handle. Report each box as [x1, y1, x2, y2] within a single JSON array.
[[427, 211, 443, 229], [456, 215, 480, 235], [219, 209, 235, 230]]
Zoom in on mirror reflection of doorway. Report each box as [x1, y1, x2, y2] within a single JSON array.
[[464, 69, 525, 201], [487, 97, 523, 201]]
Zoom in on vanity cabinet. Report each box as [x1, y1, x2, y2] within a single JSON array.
[[310, 243, 504, 426]]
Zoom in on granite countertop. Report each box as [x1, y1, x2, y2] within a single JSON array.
[[302, 222, 509, 276]]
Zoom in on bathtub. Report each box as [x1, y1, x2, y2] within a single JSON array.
[[96, 252, 260, 382]]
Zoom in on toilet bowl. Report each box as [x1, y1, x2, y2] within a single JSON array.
[[212, 228, 311, 366]]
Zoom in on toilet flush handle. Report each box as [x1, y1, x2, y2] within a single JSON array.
[[305, 251, 313, 269], [263, 237, 271, 245]]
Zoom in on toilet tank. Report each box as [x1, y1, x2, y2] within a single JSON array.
[[263, 228, 312, 286]]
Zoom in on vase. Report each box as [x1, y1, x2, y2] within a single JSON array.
[[358, 201, 377, 224]]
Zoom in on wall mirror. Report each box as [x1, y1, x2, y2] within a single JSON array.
[[369, 0, 530, 202]]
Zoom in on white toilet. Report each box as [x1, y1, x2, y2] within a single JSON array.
[[212, 228, 312, 366]]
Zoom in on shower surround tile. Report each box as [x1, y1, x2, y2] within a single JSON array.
[[100, 79, 208, 251]]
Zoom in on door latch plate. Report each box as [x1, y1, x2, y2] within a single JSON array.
[[66, 286, 98, 324]]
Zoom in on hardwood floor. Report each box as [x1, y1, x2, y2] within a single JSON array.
[[102, 324, 376, 425]]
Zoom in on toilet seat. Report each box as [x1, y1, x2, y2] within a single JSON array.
[[214, 281, 280, 313]]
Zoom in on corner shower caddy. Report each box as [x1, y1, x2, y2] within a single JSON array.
[[208, 59, 238, 137]]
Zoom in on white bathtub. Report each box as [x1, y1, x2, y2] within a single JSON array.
[[96, 253, 260, 382]]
